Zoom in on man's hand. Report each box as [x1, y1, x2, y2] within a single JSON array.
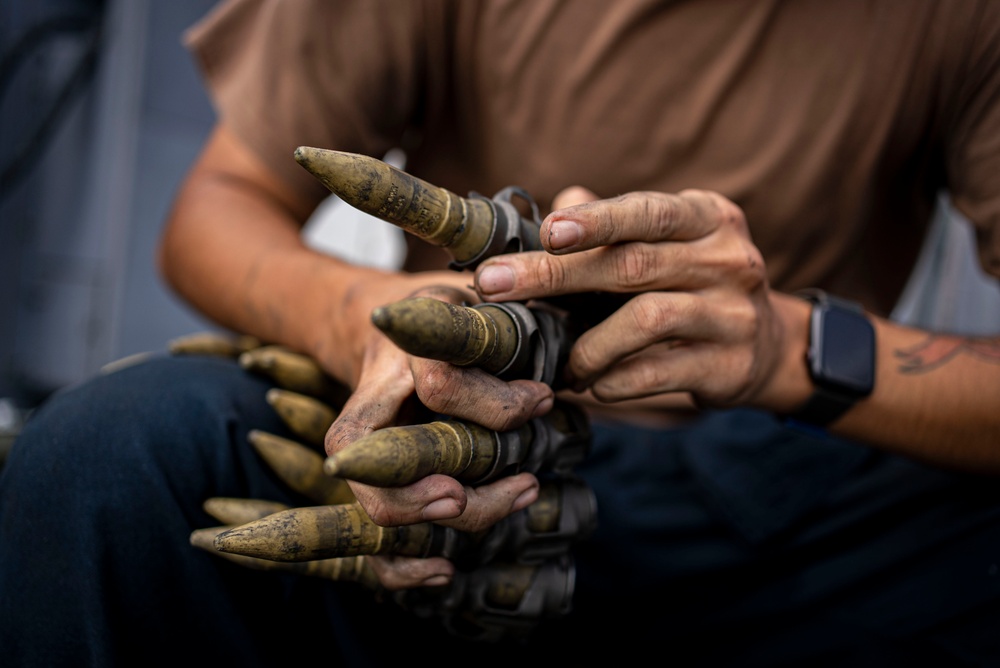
[[323, 283, 554, 589], [473, 187, 811, 413]]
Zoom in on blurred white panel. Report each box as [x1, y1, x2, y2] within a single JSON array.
[[893, 192, 1000, 335], [301, 148, 407, 271]]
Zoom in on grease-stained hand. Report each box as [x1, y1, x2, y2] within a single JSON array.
[[322, 279, 553, 590], [473, 186, 798, 411]]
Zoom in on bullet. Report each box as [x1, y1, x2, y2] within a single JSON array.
[[293, 146, 627, 332], [100, 351, 156, 375], [371, 297, 519, 375], [324, 419, 505, 486], [210, 478, 593, 567], [293, 147, 543, 269], [248, 430, 355, 505], [213, 502, 467, 562], [475, 476, 598, 566], [371, 296, 575, 386], [265, 388, 338, 446], [324, 401, 590, 487], [190, 526, 379, 589], [168, 331, 262, 358], [203, 497, 291, 526], [394, 555, 576, 642], [239, 345, 349, 405]]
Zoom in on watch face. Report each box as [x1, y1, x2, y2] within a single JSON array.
[[811, 305, 875, 396]]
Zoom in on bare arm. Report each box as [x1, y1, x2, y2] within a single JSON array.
[[158, 123, 384, 385], [473, 187, 1000, 475], [159, 123, 553, 589]]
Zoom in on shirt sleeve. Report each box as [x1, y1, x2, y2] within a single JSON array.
[[945, 1, 1000, 281], [183, 0, 437, 204]]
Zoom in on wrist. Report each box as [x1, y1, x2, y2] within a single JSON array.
[[301, 262, 390, 385], [754, 291, 815, 413]]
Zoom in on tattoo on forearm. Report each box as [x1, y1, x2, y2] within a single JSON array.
[[895, 335, 1000, 373]]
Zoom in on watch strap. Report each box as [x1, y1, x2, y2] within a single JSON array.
[[787, 289, 874, 428], [787, 383, 857, 426]]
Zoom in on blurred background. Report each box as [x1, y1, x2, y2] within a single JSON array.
[[0, 0, 406, 457], [2, 0, 999, 458]]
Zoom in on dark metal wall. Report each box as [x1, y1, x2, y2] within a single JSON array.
[[1, 0, 220, 411]]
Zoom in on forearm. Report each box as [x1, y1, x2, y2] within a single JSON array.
[[833, 317, 1000, 473], [589, 292, 1000, 471], [159, 173, 382, 384], [155, 122, 407, 386], [764, 292, 1000, 474]]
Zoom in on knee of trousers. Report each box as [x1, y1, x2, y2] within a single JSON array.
[[0, 354, 300, 516]]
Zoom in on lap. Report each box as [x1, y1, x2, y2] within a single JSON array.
[[2, 355, 998, 666], [566, 412, 1000, 665]]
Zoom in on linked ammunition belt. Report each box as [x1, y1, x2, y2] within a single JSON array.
[[174, 334, 595, 642], [172, 149, 605, 642]]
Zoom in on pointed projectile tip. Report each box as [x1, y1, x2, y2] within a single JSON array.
[[292, 145, 326, 168], [293, 145, 311, 163], [323, 457, 341, 478], [212, 525, 247, 555], [293, 146, 335, 177], [371, 297, 516, 371], [190, 527, 223, 550], [237, 351, 253, 369], [293, 146, 490, 259], [369, 297, 470, 354], [370, 306, 390, 332], [292, 146, 368, 196]]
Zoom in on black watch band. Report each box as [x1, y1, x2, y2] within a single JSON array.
[[790, 380, 862, 426], [787, 289, 876, 428]]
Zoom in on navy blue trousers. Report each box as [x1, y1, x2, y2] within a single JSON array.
[[1, 355, 998, 666]]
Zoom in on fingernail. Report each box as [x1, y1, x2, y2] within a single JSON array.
[[421, 574, 452, 587], [476, 264, 515, 295], [546, 220, 581, 251], [422, 498, 461, 521], [530, 395, 554, 418], [512, 487, 539, 513]]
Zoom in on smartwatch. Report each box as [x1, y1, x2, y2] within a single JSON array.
[[788, 289, 876, 427]]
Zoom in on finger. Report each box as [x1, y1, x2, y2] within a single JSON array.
[[406, 283, 476, 303], [477, 238, 731, 301], [366, 554, 455, 591], [410, 358, 554, 432], [324, 345, 414, 454], [433, 471, 540, 533], [324, 339, 470, 525], [476, 198, 752, 301], [352, 469, 538, 532], [565, 292, 729, 388], [586, 341, 752, 405], [541, 188, 741, 253], [576, 304, 761, 407], [347, 473, 470, 526]]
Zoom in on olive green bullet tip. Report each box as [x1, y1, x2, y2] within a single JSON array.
[[370, 307, 389, 331], [323, 457, 341, 477], [293, 145, 316, 163]]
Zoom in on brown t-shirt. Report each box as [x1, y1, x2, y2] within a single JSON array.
[[185, 0, 1000, 317]]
